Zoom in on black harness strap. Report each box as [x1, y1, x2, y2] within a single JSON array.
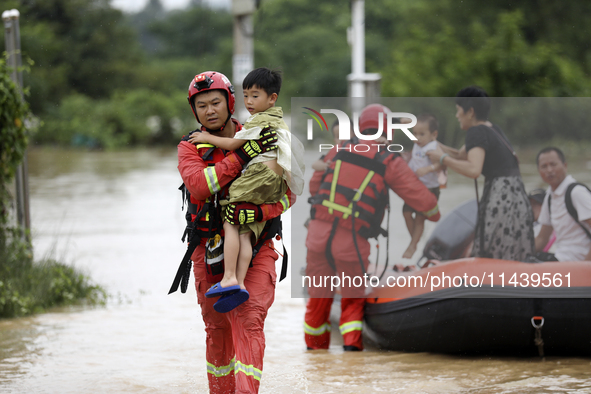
[[333, 150, 387, 176], [350, 202, 367, 276], [169, 209, 211, 294], [309, 193, 383, 230], [308, 147, 400, 287], [325, 217, 340, 273], [548, 182, 591, 240], [318, 182, 380, 207], [170, 186, 215, 294], [252, 216, 289, 282], [169, 232, 201, 295]]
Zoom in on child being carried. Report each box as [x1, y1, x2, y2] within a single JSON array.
[[190, 67, 305, 312]]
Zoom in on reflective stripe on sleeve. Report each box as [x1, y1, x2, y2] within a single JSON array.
[[422, 204, 439, 218], [279, 194, 290, 212], [304, 322, 331, 336], [204, 167, 221, 194], [207, 357, 235, 377], [339, 320, 363, 335], [235, 360, 262, 382]]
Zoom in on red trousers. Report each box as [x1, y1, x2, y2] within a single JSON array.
[[304, 219, 369, 350], [193, 240, 278, 394]]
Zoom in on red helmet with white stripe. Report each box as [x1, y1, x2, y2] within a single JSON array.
[[187, 71, 235, 128], [359, 104, 390, 134]]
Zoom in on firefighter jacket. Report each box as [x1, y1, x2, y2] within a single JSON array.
[[309, 141, 440, 237], [177, 120, 296, 259]]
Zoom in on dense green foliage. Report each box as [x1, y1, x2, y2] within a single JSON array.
[[1, 48, 105, 319], [380, 5, 591, 98], [254, 0, 591, 144], [0, 58, 29, 227], [1, 0, 591, 147], [1, 0, 199, 147], [0, 228, 106, 318], [16, 0, 143, 109]]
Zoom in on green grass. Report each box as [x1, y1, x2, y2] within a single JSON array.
[[0, 230, 107, 318]]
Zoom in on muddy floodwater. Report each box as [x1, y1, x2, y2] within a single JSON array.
[[1, 147, 591, 393]]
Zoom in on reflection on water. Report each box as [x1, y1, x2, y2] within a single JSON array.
[[1, 147, 590, 393]]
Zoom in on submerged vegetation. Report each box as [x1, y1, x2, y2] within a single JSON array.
[[0, 231, 107, 318], [0, 59, 106, 319]]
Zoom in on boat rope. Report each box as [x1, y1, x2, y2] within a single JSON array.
[[531, 316, 545, 358]]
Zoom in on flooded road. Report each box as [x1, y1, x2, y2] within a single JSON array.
[[1, 147, 591, 393]]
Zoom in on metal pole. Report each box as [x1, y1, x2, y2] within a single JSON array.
[[350, 0, 365, 98], [232, 0, 256, 123], [3, 9, 31, 242]]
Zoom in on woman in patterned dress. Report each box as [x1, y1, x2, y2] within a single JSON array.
[[427, 86, 534, 261]]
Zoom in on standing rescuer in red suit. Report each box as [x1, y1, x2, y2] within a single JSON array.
[[304, 104, 441, 351], [176, 71, 295, 393]]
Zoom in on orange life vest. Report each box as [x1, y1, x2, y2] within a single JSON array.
[[310, 142, 397, 239], [180, 142, 229, 243]]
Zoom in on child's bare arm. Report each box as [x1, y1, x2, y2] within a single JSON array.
[[212, 136, 246, 151], [188, 131, 246, 151], [415, 161, 441, 178]]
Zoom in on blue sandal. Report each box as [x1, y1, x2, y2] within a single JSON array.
[[205, 282, 241, 298], [213, 289, 250, 313]]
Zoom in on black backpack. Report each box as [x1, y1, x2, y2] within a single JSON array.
[[548, 182, 591, 239]]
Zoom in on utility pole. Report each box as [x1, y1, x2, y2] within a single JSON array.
[[349, 0, 365, 98], [2, 9, 31, 242], [232, 0, 258, 123], [348, 0, 381, 112]]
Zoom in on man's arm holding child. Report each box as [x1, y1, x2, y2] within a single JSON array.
[[385, 156, 440, 222], [225, 188, 297, 225], [180, 129, 278, 200], [188, 129, 278, 167], [178, 140, 244, 200]]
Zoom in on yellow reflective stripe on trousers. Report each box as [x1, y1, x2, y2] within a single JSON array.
[[207, 357, 235, 377], [235, 360, 262, 382], [339, 320, 363, 335], [279, 194, 290, 212], [304, 322, 331, 336], [328, 160, 342, 215], [204, 167, 221, 194], [422, 204, 439, 218]]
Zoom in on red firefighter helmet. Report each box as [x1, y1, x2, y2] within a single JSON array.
[[359, 104, 390, 134], [187, 71, 236, 128]]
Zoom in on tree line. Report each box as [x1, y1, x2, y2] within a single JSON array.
[[1, 0, 590, 148], [0, 56, 105, 318]]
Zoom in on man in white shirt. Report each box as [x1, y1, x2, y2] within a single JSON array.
[[535, 147, 591, 261]]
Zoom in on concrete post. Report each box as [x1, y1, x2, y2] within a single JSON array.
[[348, 0, 382, 115], [232, 0, 257, 123], [3, 9, 31, 242], [350, 0, 365, 99]]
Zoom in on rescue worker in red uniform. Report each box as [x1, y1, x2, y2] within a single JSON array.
[[177, 71, 295, 393], [304, 104, 441, 351]]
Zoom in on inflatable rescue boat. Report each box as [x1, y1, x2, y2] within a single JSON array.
[[364, 199, 591, 356]]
